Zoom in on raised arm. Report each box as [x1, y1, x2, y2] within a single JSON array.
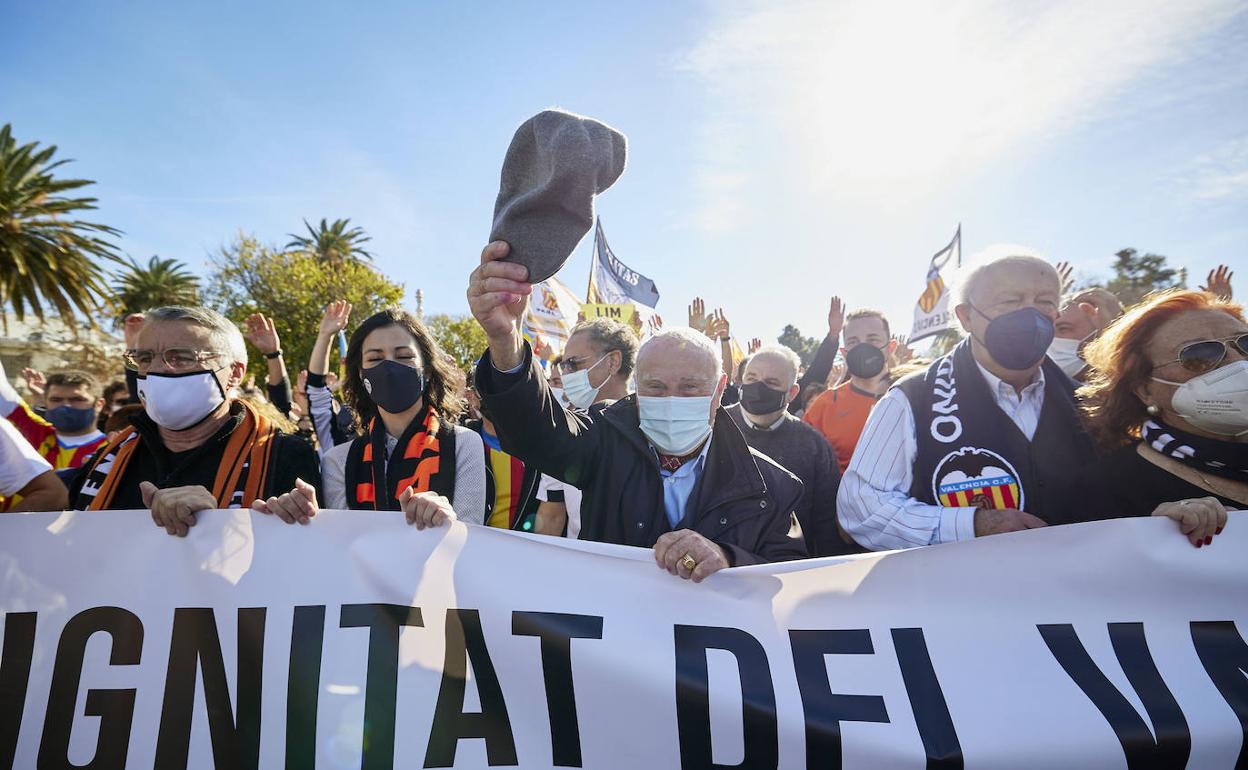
[[790, 296, 843, 412], [244, 313, 292, 414], [706, 309, 735, 382], [310, 301, 351, 376], [468, 241, 603, 484]]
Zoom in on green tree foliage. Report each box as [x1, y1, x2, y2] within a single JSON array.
[[926, 328, 964, 357], [110, 255, 201, 324], [1105, 248, 1186, 307], [0, 123, 121, 327], [777, 324, 820, 366], [207, 234, 404, 379], [284, 217, 373, 266], [425, 313, 489, 371]]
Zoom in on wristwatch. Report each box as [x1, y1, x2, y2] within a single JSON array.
[[265, 350, 283, 360]]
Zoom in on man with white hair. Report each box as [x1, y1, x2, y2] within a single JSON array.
[[838, 252, 1098, 550], [468, 241, 806, 581], [729, 345, 855, 556], [67, 306, 321, 535]]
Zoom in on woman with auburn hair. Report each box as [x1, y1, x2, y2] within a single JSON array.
[[1079, 289, 1244, 546], [253, 307, 486, 527]]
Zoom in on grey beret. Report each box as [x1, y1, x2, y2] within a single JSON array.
[[489, 109, 627, 283]]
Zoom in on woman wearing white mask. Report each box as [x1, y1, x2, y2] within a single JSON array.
[[1079, 290, 1244, 546]]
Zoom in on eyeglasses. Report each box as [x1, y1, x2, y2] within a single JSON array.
[[124, 348, 224, 373], [1154, 334, 1248, 374], [559, 354, 602, 374]]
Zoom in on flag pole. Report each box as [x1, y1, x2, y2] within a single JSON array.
[[586, 217, 600, 303]]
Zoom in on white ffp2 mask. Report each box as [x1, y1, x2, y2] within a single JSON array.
[[1153, 360, 1248, 437]]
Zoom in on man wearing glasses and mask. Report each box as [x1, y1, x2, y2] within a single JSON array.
[[67, 306, 320, 536], [557, 319, 635, 410], [838, 251, 1098, 551], [533, 318, 637, 537]]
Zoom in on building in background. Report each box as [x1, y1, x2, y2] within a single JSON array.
[[0, 313, 124, 397]]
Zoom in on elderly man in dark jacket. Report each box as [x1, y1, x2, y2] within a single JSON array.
[[468, 241, 806, 581]]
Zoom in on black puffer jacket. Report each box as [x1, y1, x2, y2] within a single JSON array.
[[474, 345, 807, 565]]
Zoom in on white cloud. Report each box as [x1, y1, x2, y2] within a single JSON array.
[[1176, 136, 1248, 201], [681, 0, 1244, 230]]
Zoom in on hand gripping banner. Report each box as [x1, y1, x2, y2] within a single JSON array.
[[0, 510, 1244, 768]]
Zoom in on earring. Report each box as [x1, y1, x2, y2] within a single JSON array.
[[1146, 404, 1159, 415]]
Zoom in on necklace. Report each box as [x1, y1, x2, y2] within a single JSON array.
[[1192, 467, 1247, 503], [1137, 443, 1248, 505]]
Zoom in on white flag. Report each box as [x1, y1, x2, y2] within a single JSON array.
[[909, 226, 962, 343], [523, 276, 583, 357], [587, 218, 660, 308]]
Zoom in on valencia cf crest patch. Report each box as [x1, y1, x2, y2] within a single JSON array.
[[932, 447, 1024, 510]]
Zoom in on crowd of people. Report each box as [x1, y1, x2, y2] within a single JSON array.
[[0, 248, 1241, 582]]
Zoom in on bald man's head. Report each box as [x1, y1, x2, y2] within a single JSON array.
[[635, 328, 722, 398]]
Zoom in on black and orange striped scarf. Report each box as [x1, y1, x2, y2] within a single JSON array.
[[81, 401, 277, 511], [344, 405, 457, 510]]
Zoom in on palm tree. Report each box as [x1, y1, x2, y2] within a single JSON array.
[[284, 217, 373, 266], [0, 123, 121, 326], [111, 255, 202, 324]]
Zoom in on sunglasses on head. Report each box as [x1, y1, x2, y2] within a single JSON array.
[[1155, 333, 1248, 374]]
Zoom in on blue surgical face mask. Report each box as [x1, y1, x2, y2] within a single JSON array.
[[46, 404, 97, 433], [637, 394, 715, 456], [969, 304, 1055, 371], [561, 354, 609, 410]]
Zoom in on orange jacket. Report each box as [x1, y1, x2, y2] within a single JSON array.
[[803, 381, 881, 473]]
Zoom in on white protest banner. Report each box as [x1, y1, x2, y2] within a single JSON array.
[[1, 510, 1244, 768]]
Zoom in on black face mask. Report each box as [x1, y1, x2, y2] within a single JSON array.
[[845, 343, 887, 379], [740, 381, 788, 416], [361, 359, 426, 414], [970, 305, 1055, 371]]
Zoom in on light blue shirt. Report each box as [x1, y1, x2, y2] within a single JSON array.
[[654, 437, 713, 528]]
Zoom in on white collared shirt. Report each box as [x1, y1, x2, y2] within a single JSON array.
[[972, 361, 1046, 442], [736, 404, 787, 432], [837, 360, 1047, 551]]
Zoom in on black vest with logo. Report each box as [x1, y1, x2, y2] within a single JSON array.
[[895, 340, 1095, 525]]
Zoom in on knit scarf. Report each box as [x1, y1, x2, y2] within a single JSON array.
[[82, 401, 277, 510], [345, 405, 457, 510], [1141, 419, 1248, 482]]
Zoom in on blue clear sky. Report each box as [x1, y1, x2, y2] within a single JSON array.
[[5, 1, 1247, 345]]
